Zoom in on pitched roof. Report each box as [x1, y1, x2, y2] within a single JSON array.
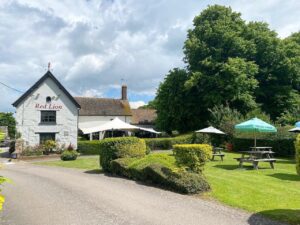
[[74, 97, 132, 116], [12, 71, 81, 108], [131, 109, 157, 125]]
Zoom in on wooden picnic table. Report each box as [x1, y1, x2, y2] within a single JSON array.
[[250, 146, 272, 151], [235, 149, 276, 169], [212, 147, 225, 161]]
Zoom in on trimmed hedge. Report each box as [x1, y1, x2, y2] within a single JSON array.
[[233, 138, 295, 157], [110, 157, 210, 194], [295, 135, 300, 175], [99, 137, 146, 172], [173, 144, 212, 173], [144, 134, 193, 150], [78, 141, 101, 155], [61, 150, 78, 161]]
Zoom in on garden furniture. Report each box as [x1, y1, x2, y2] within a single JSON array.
[[235, 148, 276, 169], [212, 147, 225, 161]]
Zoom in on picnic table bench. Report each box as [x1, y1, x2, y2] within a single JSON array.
[[212, 147, 225, 161], [235, 148, 276, 169]]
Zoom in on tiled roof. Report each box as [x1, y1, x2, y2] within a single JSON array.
[[74, 97, 132, 116], [131, 109, 157, 125]]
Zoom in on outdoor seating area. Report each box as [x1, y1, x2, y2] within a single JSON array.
[[235, 147, 276, 169], [212, 147, 225, 161]]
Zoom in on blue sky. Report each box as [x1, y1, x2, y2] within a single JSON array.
[[0, 0, 300, 112]]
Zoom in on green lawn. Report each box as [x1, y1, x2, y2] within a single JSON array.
[[34, 151, 300, 224], [35, 156, 100, 172], [204, 151, 300, 225], [0, 132, 5, 142]]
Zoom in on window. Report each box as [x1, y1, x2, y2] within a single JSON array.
[[46, 96, 52, 103], [41, 111, 56, 124], [40, 133, 55, 144]]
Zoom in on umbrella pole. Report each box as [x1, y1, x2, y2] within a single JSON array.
[[254, 132, 257, 150]]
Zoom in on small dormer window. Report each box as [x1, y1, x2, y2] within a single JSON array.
[[46, 96, 52, 103]]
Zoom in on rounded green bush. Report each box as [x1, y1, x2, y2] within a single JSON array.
[[99, 137, 146, 172], [61, 150, 78, 161], [173, 144, 212, 173]]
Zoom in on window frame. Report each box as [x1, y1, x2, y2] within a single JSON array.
[[40, 110, 57, 124]]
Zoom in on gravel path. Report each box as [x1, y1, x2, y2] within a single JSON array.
[[0, 160, 287, 225]]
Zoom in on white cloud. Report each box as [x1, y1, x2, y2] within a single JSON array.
[[0, 0, 300, 112], [129, 101, 146, 109], [81, 89, 103, 98]]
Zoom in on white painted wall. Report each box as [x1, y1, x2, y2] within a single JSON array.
[[15, 77, 79, 149]]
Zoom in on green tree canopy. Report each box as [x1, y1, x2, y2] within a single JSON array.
[[155, 5, 300, 132]]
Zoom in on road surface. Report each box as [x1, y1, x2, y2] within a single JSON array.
[[0, 159, 286, 225]]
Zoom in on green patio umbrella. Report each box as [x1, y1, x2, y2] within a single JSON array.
[[235, 117, 277, 148]]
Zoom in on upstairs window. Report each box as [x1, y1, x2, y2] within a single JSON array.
[[41, 111, 56, 124], [46, 96, 52, 103]]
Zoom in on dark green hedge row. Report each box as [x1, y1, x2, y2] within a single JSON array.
[[233, 138, 295, 156], [144, 134, 194, 150], [77, 141, 102, 155], [110, 158, 210, 194], [99, 137, 146, 172]]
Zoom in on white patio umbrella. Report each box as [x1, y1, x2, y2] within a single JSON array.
[[288, 127, 300, 133], [80, 117, 161, 136], [196, 126, 225, 135], [81, 117, 139, 134]]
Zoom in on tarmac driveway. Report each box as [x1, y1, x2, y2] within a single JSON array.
[[0, 160, 287, 225]]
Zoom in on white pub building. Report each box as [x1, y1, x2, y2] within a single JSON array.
[[13, 70, 133, 149]]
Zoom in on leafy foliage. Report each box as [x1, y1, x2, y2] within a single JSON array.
[[155, 68, 191, 133], [110, 153, 210, 194], [78, 141, 102, 155], [144, 134, 193, 150], [154, 5, 300, 132], [60, 150, 78, 161], [173, 144, 212, 173], [99, 137, 146, 172], [0, 113, 16, 138]]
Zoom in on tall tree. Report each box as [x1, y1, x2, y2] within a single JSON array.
[[155, 68, 194, 133], [183, 5, 259, 118]]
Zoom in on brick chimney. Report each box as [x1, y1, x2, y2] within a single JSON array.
[[121, 85, 127, 100]]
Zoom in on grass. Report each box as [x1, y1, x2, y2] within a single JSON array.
[[35, 156, 100, 171], [204, 151, 300, 225], [34, 151, 300, 224], [0, 132, 5, 142]]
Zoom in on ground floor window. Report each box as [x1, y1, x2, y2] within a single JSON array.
[[40, 133, 55, 144]]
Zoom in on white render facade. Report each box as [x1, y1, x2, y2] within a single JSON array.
[[13, 72, 80, 149]]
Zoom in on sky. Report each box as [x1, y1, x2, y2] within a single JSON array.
[[0, 0, 300, 112]]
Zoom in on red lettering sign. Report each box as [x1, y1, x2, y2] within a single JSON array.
[[35, 103, 63, 110]]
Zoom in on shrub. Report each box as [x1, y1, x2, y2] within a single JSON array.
[[173, 144, 212, 173], [295, 134, 300, 175], [110, 157, 210, 194], [99, 137, 146, 172], [144, 134, 193, 150], [78, 141, 102, 155], [43, 140, 57, 154], [20, 145, 43, 156], [61, 150, 78, 161], [233, 138, 295, 156]]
